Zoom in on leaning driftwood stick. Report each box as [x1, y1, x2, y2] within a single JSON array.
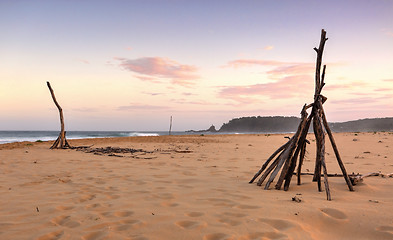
[[265, 136, 298, 189], [47, 81, 71, 149], [257, 151, 283, 186], [314, 103, 331, 200], [249, 141, 289, 183], [275, 107, 308, 190], [296, 115, 313, 185], [284, 109, 311, 190], [320, 106, 354, 191]]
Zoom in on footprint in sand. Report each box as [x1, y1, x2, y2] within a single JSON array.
[[205, 198, 237, 207], [222, 212, 247, 218], [105, 193, 121, 199], [175, 220, 205, 229], [161, 202, 179, 207], [235, 204, 260, 210], [376, 226, 393, 234], [320, 208, 348, 220], [85, 203, 104, 210], [218, 218, 241, 226], [79, 194, 96, 203], [185, 212, 204, 217], [51, 215, 81, 228], [82, 231, 107, 240], [129, 236, 149, 240], [115, 219, 146, 231], [154, 192, 175, 200], [240, 231, 288, 240], [114, 210, 134, 217], [36, 230, 64, 240], [258, 218, 296, 231], [203, 233, 231, 240], [55, 205, 74, 211]]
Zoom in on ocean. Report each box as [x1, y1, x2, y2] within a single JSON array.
[[0, 130, 225, 144]]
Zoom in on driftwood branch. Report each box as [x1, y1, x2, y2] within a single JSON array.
[[47, 81, 71, 149]]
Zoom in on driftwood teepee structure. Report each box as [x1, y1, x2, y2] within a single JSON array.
[[249, 29, 354, 200], [47, 81, 71, 149]]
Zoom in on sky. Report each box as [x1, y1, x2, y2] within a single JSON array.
[[1, 0, 392, 131]]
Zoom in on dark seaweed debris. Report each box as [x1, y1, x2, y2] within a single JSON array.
[[76, 146, 151, 157]]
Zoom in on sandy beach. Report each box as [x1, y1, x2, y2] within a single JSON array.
[[0, 132, 392, 240]]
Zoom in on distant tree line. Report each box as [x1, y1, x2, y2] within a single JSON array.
[[218, 116, 301, 132], [217, 116, 393, 133]]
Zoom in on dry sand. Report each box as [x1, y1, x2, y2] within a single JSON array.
[[0, 132, 392, 240]]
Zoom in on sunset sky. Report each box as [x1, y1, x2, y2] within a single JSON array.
[[1, 0, 392, 131]]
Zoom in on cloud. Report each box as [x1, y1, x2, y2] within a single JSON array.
[[77, 59, 90, 64], [72, 107, 98, 112], [182, 92, 196, 96], [324, 81, 367, 91], [224, 59, 314, 78], [383, 79, 393, 82], [219, 75, 313, 101], [170, 98, 210, 105], [117, 103, 170, 111], [142, 92, 165, 96], [218, 58, 318, 103], [329, 94, 393, 106], [374, 88, 392, 92], [135, 75, 162, 83], [224, 59, 290, 68], [266, 63, 314, 78], [382, 29, 393, 37], [264, 45, 274, 50], [116, 57, 199, 86], [219, 58, 347, 104]]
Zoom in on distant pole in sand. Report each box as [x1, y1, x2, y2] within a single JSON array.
[[46, 81, 71, 149], [249, 29, 353, 201], [169, 116, 173, 135]]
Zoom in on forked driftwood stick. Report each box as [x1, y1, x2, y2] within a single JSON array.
[[47, 81, 71, 149], [350, 172, 380, 185]]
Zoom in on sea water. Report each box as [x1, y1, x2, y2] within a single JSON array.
[[0, 131, 166, 144], [0, 130, 287, 144]]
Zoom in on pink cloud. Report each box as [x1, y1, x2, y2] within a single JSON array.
[[77, 59, 90, 64], [116, 57, 199, 86], [324, 81, 367, 91], [219, 58, 348, 104], [264, 45, 274, 50], [374, 88, 392, 92], [142, 92, 165, 96], [135, 75, 162, 83], [224, 59, 315, 78], [383, 79, 393, 82], [382, 29, 393, 37], [72, 107, 98, 112], [219, 75, 313, 101], [170, 98, 209, 105], [329, 95, 393, 106], [117, 103, 170, 111], [266, 63, 314, 78], [224, 59, 290, 68]]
